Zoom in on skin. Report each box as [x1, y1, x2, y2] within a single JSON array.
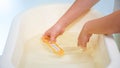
[[43, 0, 99, 42], [43, 0, 120, 48], [78, 10, 120, 48]]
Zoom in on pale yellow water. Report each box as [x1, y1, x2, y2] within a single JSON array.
[[18, 32, 109, 68]]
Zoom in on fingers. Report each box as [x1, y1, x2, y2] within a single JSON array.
[[77, 23, 92, 49], [50, 33, 57, 42], [43, 31, 58, 43], [78, 36, 87, 48], [78, 34, 91, 49]]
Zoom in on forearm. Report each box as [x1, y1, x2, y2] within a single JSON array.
[[86, 10, 120, 34], [56, 0, 99, 28]]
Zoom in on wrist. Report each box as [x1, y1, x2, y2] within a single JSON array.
[[55, 21, 68, 30]]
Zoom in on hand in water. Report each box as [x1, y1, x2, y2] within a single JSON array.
[[43, 24, 65, 42], [78, 10, 120, 48]]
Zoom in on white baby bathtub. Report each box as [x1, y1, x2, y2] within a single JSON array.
[[0, 4, 120, 68]]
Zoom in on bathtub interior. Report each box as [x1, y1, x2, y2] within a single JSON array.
[[5, 4, 111, 68]]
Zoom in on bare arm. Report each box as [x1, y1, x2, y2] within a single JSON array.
[[44, 0, 99, 42], [78, 10, 120, 48], [56, 0, 99, 28]]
